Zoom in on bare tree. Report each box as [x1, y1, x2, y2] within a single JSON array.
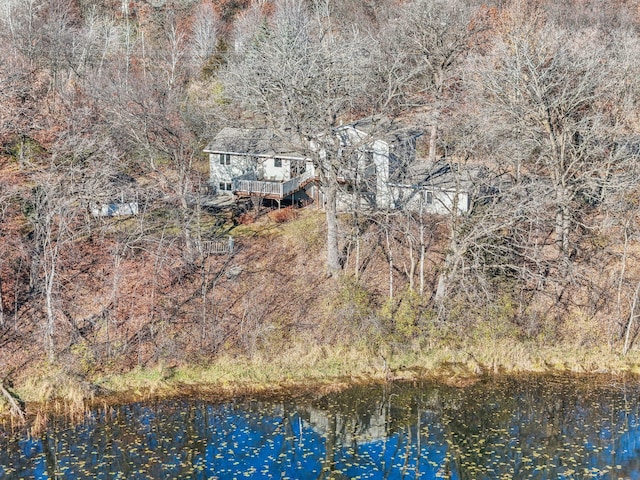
[[223, 0, 375, 276], [188, 1, 221, 72], [392, 0, 485, 164], [28, 165, 81, 361], [427, 7, 640, 324], [476, 13, 630, 275], [231, 0, 269, 53]]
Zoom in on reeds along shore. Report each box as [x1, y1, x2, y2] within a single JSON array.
[[4, 339, 640, 421]]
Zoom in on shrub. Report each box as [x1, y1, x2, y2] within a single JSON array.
[[378, 288, 425, 341], [238, 212, 256, 224], [269, 206, 297, 223], [325, 277, 378, 346]]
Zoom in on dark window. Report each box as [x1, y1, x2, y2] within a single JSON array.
[[226, 182, 232, 191], [274, 158, 282, 168], [425, 191, 433, 204], [219, 153, 231, 165]]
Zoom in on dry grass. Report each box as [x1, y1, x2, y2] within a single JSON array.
[[6, 338, 640, 421], [9, 365, 97, 419]]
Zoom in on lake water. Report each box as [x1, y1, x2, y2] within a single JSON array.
[[1, 375, 640, 479]]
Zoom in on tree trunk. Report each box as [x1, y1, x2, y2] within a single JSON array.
[[407, 234, 415, 292], [177, 153, 194, 262], [385, 227, 394, 300], [435, 239, 458, 311], [107, 252, 122, 360], [324, 182, 341, 276], [355, 231, 360, 280], [419, 203, 425, 296], [180, 195, 193, 260], [555, 203, 570, 257], [623, 282, 640, 356], [434, 269, 447, 306], [428, 123, 437, 165], [0, 272, 4, 329], [555, 189, 572, 278], [0, 381, 25, 421], [45, 259, 56, 362], [616, 223, 630, 348]]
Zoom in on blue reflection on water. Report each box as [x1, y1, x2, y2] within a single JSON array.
[[2, 377, 640, 479]]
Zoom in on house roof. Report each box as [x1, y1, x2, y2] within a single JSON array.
[[339, 117, 423, 147], [204, 127, 305, 160], [392, 160, 488, 191]]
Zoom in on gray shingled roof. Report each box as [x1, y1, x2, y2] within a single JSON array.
[[345, 117, 422, 145], [391, 160, 487, 191], [204, 127, 305, 159]]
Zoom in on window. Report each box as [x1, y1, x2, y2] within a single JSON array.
[[219, 182, 233, 192], [425, 190, 433, 204], [274, 158, 282, 168], [219, 153, 231, 165]]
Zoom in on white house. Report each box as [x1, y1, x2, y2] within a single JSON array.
[[204, 122, 478, 215], [89, 173, 141, 217], [204, 127, 315, 203]]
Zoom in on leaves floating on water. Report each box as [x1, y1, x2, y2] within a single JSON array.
[[1, 376, 640, 478]]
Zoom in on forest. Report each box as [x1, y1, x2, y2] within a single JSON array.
[[2, 0, 640, 408]]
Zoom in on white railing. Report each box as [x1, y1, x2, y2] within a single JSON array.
[[199, 236, 234, 256], [232, 170, 315, 198], [233, 179, 283, 196], [281, 170, 315, 197]]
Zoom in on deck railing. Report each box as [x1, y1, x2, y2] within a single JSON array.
[[281, 170, 315, 196], [232, 170, 315, 198], [199, 236, 234, 256], [233, 179, 283, 196]]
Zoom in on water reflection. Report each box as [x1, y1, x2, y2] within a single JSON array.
[[2, 376, 640, 479]]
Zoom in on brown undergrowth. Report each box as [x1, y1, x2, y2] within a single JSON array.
[[3, 200, 640, 423]]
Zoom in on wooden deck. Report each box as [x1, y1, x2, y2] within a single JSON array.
[[233, 171, 315, 200]]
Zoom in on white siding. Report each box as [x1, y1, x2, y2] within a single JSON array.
[[372, 139, 391, 209], [209, 153, 254, 194], [260, 157, 290, 181], [209, 153, 297, 193], [389, 185, 469, 215]]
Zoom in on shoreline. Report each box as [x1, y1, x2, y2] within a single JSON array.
[[4, 342, 640, 423]]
